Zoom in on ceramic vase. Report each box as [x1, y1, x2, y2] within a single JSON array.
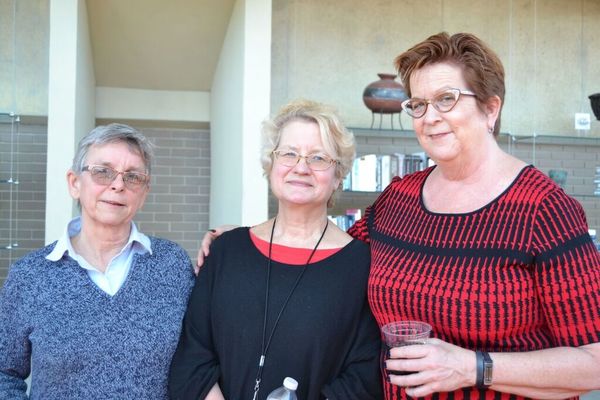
[[362, 73, 408, 114]]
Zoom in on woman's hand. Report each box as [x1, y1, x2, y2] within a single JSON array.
[[205, 383, 226, 400], [387, 339, 600, 399], [195, 225, 238, 273], [386, 338, 476, 397]]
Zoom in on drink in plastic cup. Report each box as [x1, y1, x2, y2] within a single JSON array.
[[382, 320, 432, 347], [381, 320, 432, 376]]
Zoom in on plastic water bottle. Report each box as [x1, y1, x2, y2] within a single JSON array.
[[266, 377, 298, 400]]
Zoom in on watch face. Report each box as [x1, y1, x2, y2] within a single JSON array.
[[483, 366, 493, 385], [483, 353, 493, 386]]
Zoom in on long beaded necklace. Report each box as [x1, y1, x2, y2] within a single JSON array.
[[252, 217, 329, 400]]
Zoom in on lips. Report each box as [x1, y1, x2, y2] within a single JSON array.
[[286, 180, 313, 187], [428, 131, 450, 138], [101, 200, 125, 206]]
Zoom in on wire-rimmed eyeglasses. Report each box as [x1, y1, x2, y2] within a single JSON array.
[[272, 150, 337, 171], [401, 88, 476, 118], [82, 165, 149, 189]]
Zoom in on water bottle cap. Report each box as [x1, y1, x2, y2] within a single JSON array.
[[283, 377, 298, 391]]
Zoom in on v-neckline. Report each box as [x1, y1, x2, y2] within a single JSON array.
[[74, 253, 140, 300]]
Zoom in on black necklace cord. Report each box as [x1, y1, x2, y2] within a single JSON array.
[[252, 217, 329, 400]]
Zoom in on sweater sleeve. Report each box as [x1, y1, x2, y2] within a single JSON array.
[[168, 249, 221, 400], [321, 296, 383, 400], [0, 264, 32, 399], [531, 190, 600, 346]]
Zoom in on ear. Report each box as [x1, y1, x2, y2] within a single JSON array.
[[484, 95, 502, 129], [66, 169, 81, 200]]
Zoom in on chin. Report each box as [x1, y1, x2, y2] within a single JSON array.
[[92, 215, 130, 228], [427, 147, 460, 162], [281, 197, 320, 206]]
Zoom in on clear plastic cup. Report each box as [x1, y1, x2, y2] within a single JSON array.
[[382, 320, 432, 376], [381, 320, 432, 348]]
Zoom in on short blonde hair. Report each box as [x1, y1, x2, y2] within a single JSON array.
[[261, 99, 355, 183]]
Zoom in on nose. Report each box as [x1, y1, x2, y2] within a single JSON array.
[[292, 156, 311, 173], [422, 101, 442, 123], [110, 172, 127, 190]]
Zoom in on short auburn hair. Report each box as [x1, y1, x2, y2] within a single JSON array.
[[394, 32, 505, 136]]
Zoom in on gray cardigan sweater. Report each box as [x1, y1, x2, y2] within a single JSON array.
[[0, 237, 194, 399]]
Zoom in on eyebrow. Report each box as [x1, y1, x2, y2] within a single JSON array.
[[89, 162, 146, 173], [411, 87, 456, 98], [279, 146, 326, 153]]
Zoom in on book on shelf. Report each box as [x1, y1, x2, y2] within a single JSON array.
[[379, 155, 391, 191], [351, 154, 378, 192], [329, 208, 363, 230], [344, 152, 429, 193]]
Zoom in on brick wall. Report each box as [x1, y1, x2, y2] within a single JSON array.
[[0, 124, 210, 287], [134, 126, 210, 265], [0, 123, 47, 286], [503, 136, 600, 230]]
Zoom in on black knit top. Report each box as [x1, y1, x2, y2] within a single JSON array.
[[169, 227, 382, 400]]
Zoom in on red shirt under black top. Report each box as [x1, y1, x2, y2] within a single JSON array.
[[249, 230, 341, 264], [348, 165, 600, 400]]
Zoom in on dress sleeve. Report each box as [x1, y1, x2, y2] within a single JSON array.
[[321, 297, 383, 400], [347, 205, 373, 243], [531, 190, 600, 346], [347, 176, 402, 243], [0, 265, 31, 399], [168, 249, 221, 400]]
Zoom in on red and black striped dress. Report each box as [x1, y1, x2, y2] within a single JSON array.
[[348, 165, 600, 400]]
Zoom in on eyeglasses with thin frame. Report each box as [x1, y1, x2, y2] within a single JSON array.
[[401, 88, 476, 119], [272, 149, 338, 171], [82, 165, 149, 189]]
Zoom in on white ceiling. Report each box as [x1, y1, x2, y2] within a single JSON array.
[[86, 0, 235, 92]]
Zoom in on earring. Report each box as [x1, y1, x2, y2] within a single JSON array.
[[488, 127, 493, 134]]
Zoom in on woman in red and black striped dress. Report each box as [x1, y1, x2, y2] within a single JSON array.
[[348, 32, 600, 400]]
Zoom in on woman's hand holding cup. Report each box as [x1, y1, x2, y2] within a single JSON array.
[[382, 320, 432, 377]]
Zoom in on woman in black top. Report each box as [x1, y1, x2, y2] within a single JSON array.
[[169, 99, 382, 400]]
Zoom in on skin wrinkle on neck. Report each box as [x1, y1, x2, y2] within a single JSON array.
[[71, 227, 130, 272]]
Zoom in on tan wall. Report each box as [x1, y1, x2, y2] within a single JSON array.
[[272, 0, 600, 137], [0, 0, 49, 116]]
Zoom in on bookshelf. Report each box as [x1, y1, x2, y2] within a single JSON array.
[[329, 127, 424, 220], [327, 128, 600, 229], [268, 127, 599, 230]]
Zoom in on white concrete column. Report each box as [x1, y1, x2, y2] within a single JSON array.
[[45, 0, 95, 243], [240, 0, 271, 226], [210, 0, 271, 227]]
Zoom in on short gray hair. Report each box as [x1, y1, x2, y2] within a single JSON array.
[[72, 123, 155, 174]]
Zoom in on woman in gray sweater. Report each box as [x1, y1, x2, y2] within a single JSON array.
[[0, 123, 194, 399]]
